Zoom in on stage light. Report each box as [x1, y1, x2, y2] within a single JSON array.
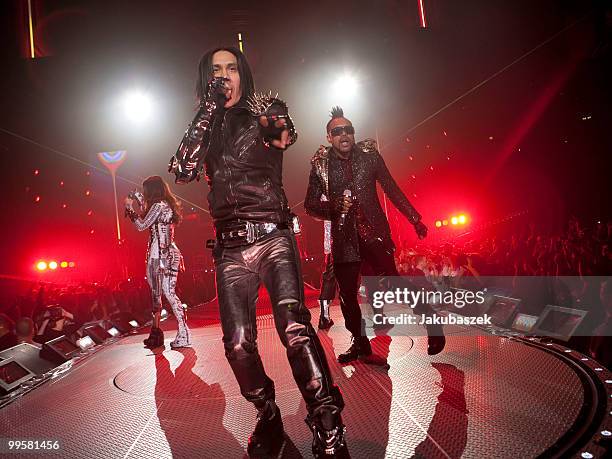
[[36, 261, 47, 271], [60, 261, 68, 268], [332, 74, 358, 100], [49, 261, 58, 270], [122, 90, 153, 122], [107, 327, 120, 337], [34, 196, 40, 203], [442, 220, 448, 226], [458, 214, 467, 224], [435, 220, 442, 228], [77, 336, 95, 350], [68, 261, 75, 268], [451, 217, 458, 225]]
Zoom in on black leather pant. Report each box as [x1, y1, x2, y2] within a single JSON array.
[[335, 237, 434, 338], [214, 229, 343, 416], [319, 253, 337, 301]]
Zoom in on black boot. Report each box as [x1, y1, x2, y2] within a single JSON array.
[[143, 327, 164, 349], [307, 410, 349, 458], [318, 300, 334, 330], [318, 316, 334, 330], [337, 336, 372, 363], [426, 324, 446, 355], [247, 400, 285, 457]]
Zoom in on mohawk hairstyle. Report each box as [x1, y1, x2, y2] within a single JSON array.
[[326, 106, 348, 132]]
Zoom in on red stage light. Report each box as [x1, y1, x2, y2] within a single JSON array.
[[49, 261, 58, 270], [90, 229, 94, 234], [59, 181, 64, 187], [68, 262, 76, 268], [458, 214, 467, 224], [87, 210, 93, 216], [451, 217, 458, 225], [36, 261, 47, 271], [435, 220, 442, 228], [34, 196, 40, 203], [34, 169, 39, 175], [60, 261, 68, 268], [85, 190, 91, 196], [62, 204, 67, 209], [442, 220, 448, 226]]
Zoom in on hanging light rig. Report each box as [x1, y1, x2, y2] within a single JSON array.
[[27, 0, 36, 58], [238, 32, 244, 53], [418, 0, 428, 29]]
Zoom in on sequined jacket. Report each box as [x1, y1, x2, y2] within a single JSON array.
[[304, 140, 422, 263], [170, 95, 297, 231]]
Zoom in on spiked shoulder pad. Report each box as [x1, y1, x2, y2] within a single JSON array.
[[357, 138, 378, 154]]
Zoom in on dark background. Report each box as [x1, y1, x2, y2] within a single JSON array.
[[0, 0, 610, 282]]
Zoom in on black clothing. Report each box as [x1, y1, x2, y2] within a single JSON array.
[[214, 229, 343, 415], [203, 99, 293, 229], [0, 332, 18, 351], [319, 254, 337, 301], [305, 141, 422, 264]]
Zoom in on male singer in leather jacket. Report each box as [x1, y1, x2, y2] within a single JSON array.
[[305, 107, 445, 364], [168, 48, 347, 458]]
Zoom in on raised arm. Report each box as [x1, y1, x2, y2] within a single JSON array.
[[168, 77, 227, 184], [129, 202, 162, 231]]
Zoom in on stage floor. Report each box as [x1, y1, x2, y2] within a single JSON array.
[[0, 294, 608, 458]]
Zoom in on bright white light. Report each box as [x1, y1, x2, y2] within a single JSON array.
[[122, 90, 153, 122], [332, 74, 359, 100]]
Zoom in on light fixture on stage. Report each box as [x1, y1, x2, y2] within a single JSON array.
[[451, 217, 458, 225], [40, 335, 81, 364], [36, 261, 47, 271], [442, 220, 448, 226], [458, 214, 467, 224], [48, 261, 58, 270], [107, 327, 120, 337], [0, 358, 36, 395], [76, 336, 95, 350], [60, 261, 68, 268], [122, 90, 153, 122], [82, 324, 112, 345], [435, 220, 442, 228]]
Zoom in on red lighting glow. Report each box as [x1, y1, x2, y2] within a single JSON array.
[[34, 196, 41, 203], [49, 261, 58, 270], [68, 262, 76, 268], [36, 261, 47, 271], [60, 261, 68, 268], [451, 217, 459, 225], [435, 220, 442, 228]]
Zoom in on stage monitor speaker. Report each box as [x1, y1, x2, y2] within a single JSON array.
[[109, 312, 139, 334], [40, 335, 81, 364], [0, 357, 36, 395], [511, 313, 539, 333], [0, 343, 55, 376], [488, 295, 521, 327], [531, 305, 587, 342], [83, 324, 111, 344]]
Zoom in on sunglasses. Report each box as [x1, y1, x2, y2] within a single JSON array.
[[329, 125, 355, 137]]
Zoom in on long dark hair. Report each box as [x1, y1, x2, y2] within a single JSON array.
[[142, 176, 181, 224], [195, 46, 255, 104]]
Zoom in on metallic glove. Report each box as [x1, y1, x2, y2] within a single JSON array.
[[247, 92, 298, 148], [168, 77, 228, 183]]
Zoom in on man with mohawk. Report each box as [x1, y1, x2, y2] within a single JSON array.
[[305, 107, 446, 364], [168, 48, 348, 458]]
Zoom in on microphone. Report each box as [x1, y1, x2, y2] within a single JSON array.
[[339, 189, 352, 230]]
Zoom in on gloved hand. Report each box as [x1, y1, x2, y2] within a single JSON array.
[[206, 76, 230, 109], [414, 220, 428, 239], [332, 195, 353, 216]]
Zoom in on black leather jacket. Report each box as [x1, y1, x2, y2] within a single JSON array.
[[305, 140, 422, 263], [170, 96, 297, 231]]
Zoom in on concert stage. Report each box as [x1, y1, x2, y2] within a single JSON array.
[[0, 292, 610, 458]]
